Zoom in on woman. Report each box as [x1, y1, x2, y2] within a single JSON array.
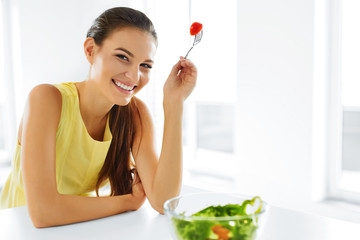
[[0, 7, 197, 228]]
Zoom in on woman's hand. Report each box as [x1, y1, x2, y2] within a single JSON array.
[[163, 57, 197, 106]]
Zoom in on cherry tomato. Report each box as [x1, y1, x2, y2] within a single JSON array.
[[190, 22, 203, 36]]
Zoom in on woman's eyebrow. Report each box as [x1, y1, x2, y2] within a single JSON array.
[[115, 47, 134, 57], [144, 59, 154, 63], [115, 47, 153, 63]]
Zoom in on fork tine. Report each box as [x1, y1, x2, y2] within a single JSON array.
[[185, 30, 203, 58], [199, 30, 203, 39], [194, 30, 203, 45]]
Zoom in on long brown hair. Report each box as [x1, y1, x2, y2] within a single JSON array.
[[87, 7, 157, 196]]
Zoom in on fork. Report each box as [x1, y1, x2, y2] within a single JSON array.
[[184, 29, 203, 59]]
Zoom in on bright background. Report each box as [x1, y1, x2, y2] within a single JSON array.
[[1, 0, 360, 224]]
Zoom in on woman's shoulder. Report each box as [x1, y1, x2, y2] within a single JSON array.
[[26, 84, 62, 118], [16, 84, 63, 145], [133, 97, 152, 119], [28, 82, 79, 109], [28, 84, 62, 103]]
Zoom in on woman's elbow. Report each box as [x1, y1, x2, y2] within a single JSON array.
[[29, 209, 55, 228], [149, 193, 181, 215], [28, 207, 57, 228], [152, 204, 165, 215], [32, 220, 52, 229], [148, 198, 166, 215], [27, 197, 61, 228]]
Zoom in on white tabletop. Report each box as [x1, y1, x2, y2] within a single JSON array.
[[1, 186, 359, 240]]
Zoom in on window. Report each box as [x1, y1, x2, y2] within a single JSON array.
[[182, 0, 238, 191], [132, 0, 238, 191], [327, 0, 360, 203]]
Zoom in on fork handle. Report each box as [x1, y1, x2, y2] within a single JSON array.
[[184, 46, 194, 59]]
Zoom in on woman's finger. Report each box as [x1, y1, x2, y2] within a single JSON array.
[[180, 58, 195, 69], [170, 60, 182, 76]]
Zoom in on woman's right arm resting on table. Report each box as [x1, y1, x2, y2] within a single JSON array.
[[21, 84, 145, 228]]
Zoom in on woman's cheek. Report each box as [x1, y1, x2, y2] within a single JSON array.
[[134, 77, 149, 94], [142, 75, 150, 87]]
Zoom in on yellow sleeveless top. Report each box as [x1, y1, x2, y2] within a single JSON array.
[[0, 82, 112, 209]]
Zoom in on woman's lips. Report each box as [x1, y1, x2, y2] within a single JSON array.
[[112, 79, 136, 94]]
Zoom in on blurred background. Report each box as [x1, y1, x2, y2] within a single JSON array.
[[1, 0, 360, 223]]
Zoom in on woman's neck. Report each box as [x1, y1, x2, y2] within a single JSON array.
[[75, 81, 113, 138]]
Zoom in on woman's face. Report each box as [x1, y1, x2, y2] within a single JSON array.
[[89, 27, 157, 106]]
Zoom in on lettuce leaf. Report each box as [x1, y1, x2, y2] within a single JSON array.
[[172, 196, 262, 240]]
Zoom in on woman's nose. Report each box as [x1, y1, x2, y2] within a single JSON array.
[[124, 66, 140, 82]]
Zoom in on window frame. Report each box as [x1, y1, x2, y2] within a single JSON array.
[[326, 0, 360, 204]]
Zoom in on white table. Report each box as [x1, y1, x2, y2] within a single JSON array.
[[1, 186, 359, 240]]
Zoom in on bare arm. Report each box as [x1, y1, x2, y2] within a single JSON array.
[[21, 84, 144, 228], [133, 57, 197, 213]]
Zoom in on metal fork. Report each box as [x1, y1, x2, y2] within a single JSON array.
[[184, 30, 203, 59]]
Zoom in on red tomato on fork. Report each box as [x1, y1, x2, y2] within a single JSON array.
[[190, 22, 203, 36]]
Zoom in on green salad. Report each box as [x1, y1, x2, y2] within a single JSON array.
[[172, 196, 263, 240]]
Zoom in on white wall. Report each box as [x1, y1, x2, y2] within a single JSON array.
[[233, 1, 360, 223], [235, 0, 315, 209]]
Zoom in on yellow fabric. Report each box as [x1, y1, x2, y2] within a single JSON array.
[[0, 82, 112, 209]]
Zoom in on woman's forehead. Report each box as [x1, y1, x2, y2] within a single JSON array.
[[103, 27, 156, 59]]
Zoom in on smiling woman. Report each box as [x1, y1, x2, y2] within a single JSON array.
[[83, 27, 156, 107], [80, 25, 157, 195], [0, 7, 197, 228]]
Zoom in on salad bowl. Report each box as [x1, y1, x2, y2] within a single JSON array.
[[163, 192, 268, 240]]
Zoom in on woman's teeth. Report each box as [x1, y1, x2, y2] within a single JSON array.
[[113, 79, 134, 91]]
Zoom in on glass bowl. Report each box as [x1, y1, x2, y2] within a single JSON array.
[[163, 192, 268, 240]]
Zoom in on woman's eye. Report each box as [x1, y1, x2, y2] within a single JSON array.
[[116, 54, 128, 61], [140, 63, 152, 69]]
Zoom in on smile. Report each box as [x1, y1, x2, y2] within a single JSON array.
[[112, 79, 136, 91]]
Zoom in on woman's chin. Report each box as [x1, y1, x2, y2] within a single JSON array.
[[113, 98, 131, 107]]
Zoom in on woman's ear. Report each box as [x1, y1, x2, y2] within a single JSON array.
[[84, 37, 96, 64]]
